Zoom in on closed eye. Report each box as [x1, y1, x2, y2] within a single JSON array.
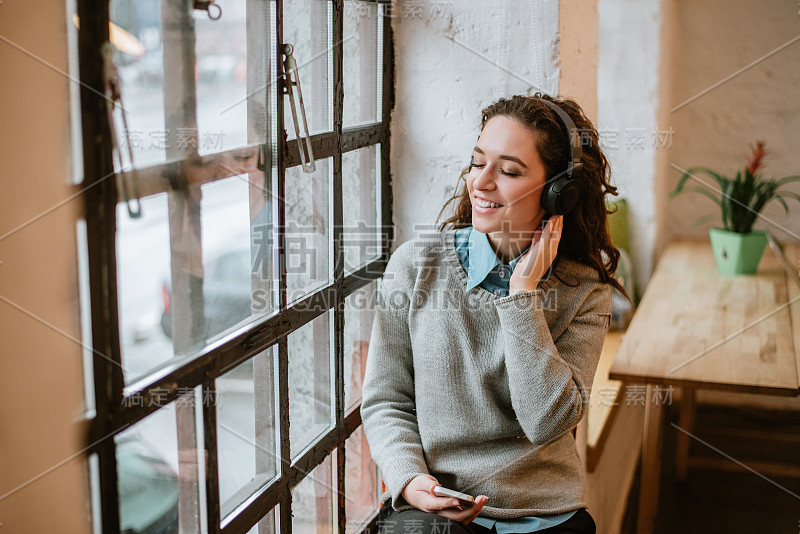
[[471, 158, 520, 176]]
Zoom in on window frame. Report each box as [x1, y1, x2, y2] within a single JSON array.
[[77, 1, 395, 532]]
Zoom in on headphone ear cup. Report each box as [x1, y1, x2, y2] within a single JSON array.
[[541, 176, 582, 215]]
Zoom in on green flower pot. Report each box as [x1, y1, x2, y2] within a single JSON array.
[[708, 228, 768, 275]]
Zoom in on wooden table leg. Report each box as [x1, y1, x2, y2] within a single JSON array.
[[675, 387, 696, 481], [637, 384, 665, 534]]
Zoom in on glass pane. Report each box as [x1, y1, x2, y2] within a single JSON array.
[[117, 170, 278, 383], [292, 454, 337, 534], [217, 348, 280, 521], [109, 0, 270, 167], [108, 0, 168, 168], [200, 175, 276, 343], [113, 0, 278, 384], [283, 0, 333, 137], [88, 453, 102, 534], [256, 504, 279, 534], [343, 1, 382, 127], [343, 282, 377, 412], [345, 426, 379, 534], [342, 145, 381, 275], [288, 311, 334, 459], [286, 157, 332, 304], [76, 219, 95, 417], [116, 193, 173, 382], [195, 0, 261, 156], [67, 0, 83, 183], [116, 389, 204, 534]]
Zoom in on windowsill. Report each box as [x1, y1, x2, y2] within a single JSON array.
[[586, 330, 625, 472]]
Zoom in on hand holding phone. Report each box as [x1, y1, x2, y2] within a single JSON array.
[[432, 485, 475, 507]]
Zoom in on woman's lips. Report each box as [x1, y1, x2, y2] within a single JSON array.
[[474, 203, 502, 214], [473, 198, 504, 214]]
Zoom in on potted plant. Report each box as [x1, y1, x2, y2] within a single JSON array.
[[669, 141, 800, 275]]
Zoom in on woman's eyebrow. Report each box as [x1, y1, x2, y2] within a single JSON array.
[[473, 146, 528, 169]]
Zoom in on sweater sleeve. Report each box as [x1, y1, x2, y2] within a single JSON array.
[[360, 244, 430, 511], [494, 283, 612, 447]]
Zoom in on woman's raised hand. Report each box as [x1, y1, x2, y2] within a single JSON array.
[[509, 212, 563, 295], [400, 474, 489, 526]]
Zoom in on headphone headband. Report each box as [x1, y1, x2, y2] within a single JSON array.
[[538, 98, 583, 176]]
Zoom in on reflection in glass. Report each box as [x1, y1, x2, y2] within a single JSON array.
[[217, 348, 279, 521], [109, 0, 265, 167], [116, 389, 203, 533], [344, 282, 377, 412], [343, 0, 382, 127], [111, 0, 277, 384], [342, 145, 380, 275], [288, 312, 334, 459], [254, 504, 279, 534], [117, 168, 277, 384], [345, 426, 379, 534], [292, 454, 337, 534], [283, 0, 333, 137], [116, 193, 173, 383], [286, 158, 332, 304]]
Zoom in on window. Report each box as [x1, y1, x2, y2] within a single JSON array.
[[75, 1, 393, 532]]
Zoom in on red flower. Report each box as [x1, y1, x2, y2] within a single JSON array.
[[746, 140, 767, 175]]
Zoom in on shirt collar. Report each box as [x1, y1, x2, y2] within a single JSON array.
[[465, 227, 531, 291]]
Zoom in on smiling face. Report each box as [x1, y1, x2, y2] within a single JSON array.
[[467, 115, 548, 258]]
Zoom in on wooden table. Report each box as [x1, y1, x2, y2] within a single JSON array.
[[609, 238, 800, 534]]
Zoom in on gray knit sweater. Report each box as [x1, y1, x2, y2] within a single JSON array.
[[360, 229, 613, 518]]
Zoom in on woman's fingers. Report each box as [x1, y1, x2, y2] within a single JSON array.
[[432, 495, 489, 525], [461, 495, 489, 524], [425, 485, 467, 511]]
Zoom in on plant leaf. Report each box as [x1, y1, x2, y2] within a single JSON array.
[[691, 213, 718, 228], [776, 175, 800, 186], [774, 195, 789, 215], [670, 167, 727, 199], [675, 186, 722, 206], [776, 190, 800, 204]]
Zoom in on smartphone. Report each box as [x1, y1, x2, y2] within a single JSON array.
[[432, 486, 475, 506]]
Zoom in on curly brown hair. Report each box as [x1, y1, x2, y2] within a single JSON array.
[[435, 93, 631, 303]]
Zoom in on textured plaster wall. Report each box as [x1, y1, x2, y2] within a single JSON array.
[[390, 0, 560, 245], [597, 0, 663, 295]]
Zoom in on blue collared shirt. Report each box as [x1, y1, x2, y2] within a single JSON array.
[[453, 225, 577, 533], [454, 226, 531, 298]]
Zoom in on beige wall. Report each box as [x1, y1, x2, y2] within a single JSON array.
[[0, 1, 90, 532], [661, 0, 800, 248], [559, 4, 646, 533], [559, 0, 599, 123]]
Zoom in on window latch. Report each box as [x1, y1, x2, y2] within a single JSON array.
[[193, 0, 222, 20], [102, 42, 142, 218], [282, 43, 316, 173]]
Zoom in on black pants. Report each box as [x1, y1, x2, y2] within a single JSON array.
[[376, 499, 596, 534]]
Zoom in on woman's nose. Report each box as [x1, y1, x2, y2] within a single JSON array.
[[472, 165, 496, 190]]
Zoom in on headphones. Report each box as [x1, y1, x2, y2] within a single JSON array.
[[538, 99, 583, 215], [469, 97, 584, 216]]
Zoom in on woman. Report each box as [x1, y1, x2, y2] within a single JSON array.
[[360, 94, 629, 534]]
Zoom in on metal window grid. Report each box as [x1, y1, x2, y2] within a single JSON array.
[[76, 1, 395, 532]]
